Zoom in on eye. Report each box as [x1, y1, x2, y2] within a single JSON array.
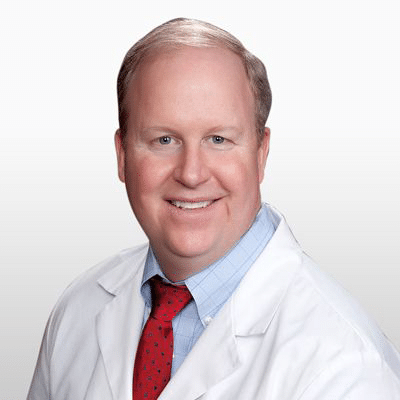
[[159, 136, 172, 145], [212, 135, 225, 144]]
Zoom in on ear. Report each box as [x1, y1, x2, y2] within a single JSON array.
[[257, 127, 270, 183], [114, 129, 126, 183]]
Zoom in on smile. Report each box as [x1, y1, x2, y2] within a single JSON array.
[[169, 200, 214, 210]]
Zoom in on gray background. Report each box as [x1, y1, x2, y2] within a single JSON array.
[[1, 1, 399, 398]]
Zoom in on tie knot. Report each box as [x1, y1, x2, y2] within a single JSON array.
[[150, 276, 192, 321]]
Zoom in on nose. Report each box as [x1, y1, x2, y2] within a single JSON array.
[[173, 144, 211, 188]]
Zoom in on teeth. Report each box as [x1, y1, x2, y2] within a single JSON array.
[[170, 200, 212, 209]]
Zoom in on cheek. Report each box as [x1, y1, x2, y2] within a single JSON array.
[[124, 154, 172, 197], [216, 153, 261, 192]]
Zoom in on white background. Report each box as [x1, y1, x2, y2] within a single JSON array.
[[1, 1, 399, 398]]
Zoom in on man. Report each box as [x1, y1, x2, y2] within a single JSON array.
[[28, 18, 400, 399]]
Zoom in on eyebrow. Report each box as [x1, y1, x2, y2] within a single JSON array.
[[207, 126, 242, 135], [141, 125, 242, 135]]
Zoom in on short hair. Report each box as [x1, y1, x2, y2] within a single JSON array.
[[117, 18, 272, 143]]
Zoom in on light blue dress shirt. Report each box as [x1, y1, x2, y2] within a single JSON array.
[[140, 203, 275, 376]]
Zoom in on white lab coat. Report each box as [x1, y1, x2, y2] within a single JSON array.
[[27, 206, 400, 399]]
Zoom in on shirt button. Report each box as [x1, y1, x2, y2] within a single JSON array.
[[204, 316, 212, 326]]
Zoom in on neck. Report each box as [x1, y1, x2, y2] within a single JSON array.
[[153, 248, 224, 282]]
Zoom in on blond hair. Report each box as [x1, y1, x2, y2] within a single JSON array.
[[117, 18, 272, 142]]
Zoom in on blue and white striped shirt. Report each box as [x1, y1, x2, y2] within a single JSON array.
[[140, 203, 275, 375]]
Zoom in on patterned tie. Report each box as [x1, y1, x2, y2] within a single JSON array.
[[133, 276, 193, 399]]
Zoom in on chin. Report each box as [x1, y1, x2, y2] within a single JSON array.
[[166, 232, 220, 262]]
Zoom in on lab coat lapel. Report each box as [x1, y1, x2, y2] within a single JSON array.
[[95, 246, 148, 400], [160, 300, 240, 400]]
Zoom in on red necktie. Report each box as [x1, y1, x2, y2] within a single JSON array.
[[133, 276, 192, 399]]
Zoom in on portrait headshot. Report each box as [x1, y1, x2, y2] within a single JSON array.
[[0, 1, 399, 399]]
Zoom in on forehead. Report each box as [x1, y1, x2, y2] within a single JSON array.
[[136, 45, 249, 82], [125, 46, 255, 130]]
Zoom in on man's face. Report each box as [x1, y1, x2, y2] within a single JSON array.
[[115, 46, 269, 280]]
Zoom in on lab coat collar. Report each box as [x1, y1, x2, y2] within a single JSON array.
[[95, 245, 148, 400], [233, 205, 303, 336], [97, 244, 148, 295]]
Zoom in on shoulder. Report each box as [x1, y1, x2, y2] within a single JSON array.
[[293, 257, 400, 398], [46, 244, 149, 339], [235, 205, 400, 396], [58, 244, 148, 303], [261, 206, 399, 366], [28, 244, 149, 399], [283, 253, 400, 385], [255, 242, 400, 396], [295, 254, 393, 351]]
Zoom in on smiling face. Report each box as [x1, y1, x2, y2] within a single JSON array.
[[115, 46, 269, 281]]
